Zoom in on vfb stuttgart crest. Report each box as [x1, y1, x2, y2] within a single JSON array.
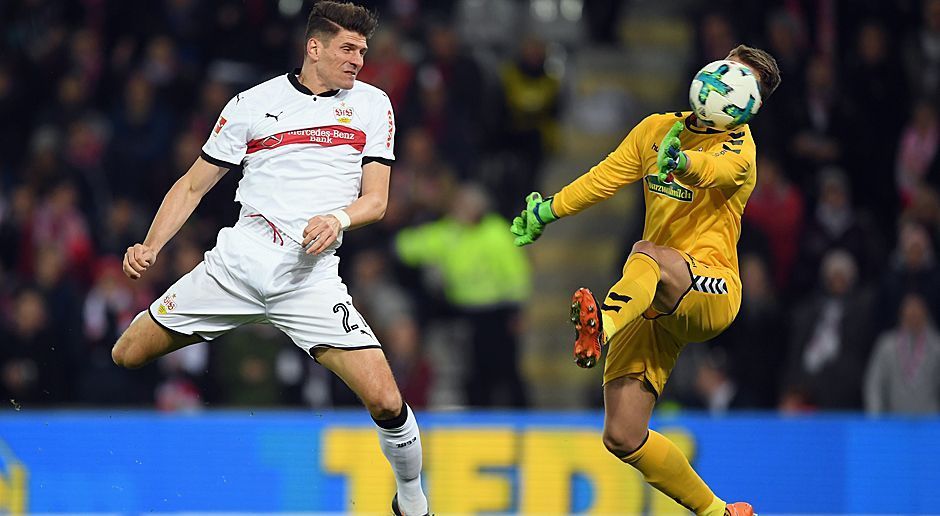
[[334, 103, 354, 124]]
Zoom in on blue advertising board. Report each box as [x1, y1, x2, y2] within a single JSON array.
[[0, 411, 937, 514]]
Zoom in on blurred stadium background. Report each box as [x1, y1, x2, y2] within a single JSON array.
[[2, 0, 940, 513]]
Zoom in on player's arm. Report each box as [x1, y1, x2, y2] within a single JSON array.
[[511, 119, 647, 246], [303, 160, 390, 255], [658, 121, 754, 189], [123, 157, 228, 279], [347, 160, 391, 227], [552, 124, 647, 216], [676, 145, 753, 189]]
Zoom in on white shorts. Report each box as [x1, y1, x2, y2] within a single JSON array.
[[148, 208, 380, 356]]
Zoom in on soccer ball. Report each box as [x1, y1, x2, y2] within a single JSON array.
[[688, 59, 762, 131]]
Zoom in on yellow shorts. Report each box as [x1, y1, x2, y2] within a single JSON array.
[[602, 253, 742, 395]]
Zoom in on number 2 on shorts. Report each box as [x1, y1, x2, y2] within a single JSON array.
[[332, 302, 360, 333]]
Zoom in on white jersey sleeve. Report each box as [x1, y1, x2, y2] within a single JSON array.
[[202, 95, 251, 168], [362, 92, 395, 163]]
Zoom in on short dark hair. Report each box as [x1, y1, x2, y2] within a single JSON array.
[[305, 1, 379, 42], [727, 44, 782, 100]]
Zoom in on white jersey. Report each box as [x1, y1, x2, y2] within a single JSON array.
[[201, 70, 395, 247]]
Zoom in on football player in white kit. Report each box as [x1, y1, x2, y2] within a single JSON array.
[[111, 2, 429, 514]]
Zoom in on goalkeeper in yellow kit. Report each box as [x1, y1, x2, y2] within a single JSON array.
[[511, 45, 781, 516]]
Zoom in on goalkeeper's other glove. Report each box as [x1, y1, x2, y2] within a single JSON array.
[[510, 191, 557, 246], [657, 120, 689, 183]]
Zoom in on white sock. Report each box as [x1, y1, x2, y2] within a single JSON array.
[[374, 403, 428, 515]]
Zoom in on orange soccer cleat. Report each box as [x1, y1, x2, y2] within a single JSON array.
[[570, 287, 605, 368], [725, 502, 755, 516]]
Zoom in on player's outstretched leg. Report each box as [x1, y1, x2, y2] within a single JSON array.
[[314, 347, 429, 515], [112, 311, 203, 369], [602, 240, 693, 336], [570, 241, 691, 369], [603, 375, 748, 516]]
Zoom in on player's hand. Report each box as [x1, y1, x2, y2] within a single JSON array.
[[123, 243, 157, 280], [510, 191, 557, 247], [303, 214, 342, 255], [657, 120, 689, 183]]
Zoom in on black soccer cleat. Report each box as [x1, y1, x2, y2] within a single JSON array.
[[392, 493, 430, 516]]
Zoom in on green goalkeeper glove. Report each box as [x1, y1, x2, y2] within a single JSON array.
[[510, 192, 558, 247], [657, 120, 689, 183]]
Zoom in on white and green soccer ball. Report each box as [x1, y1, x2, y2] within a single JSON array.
[[689, 59, 762, 131]]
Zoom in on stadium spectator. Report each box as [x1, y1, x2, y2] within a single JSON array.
[[0, 288, 64, 405], [710, 254, 788, 409], [213, 325, 310, 408], [748, 9, 807, 158], [693, 349, 742, 414], [0, 186, 36, 276], [214, 326, 286, 407], [356, 28, 415, 112], [32, 245, 83, 363], [79, 256, 156, 404], [782, 250, 875, 411], [396, 183, 531, 407], [902, 0, 940, 105], [97, 198, 148, 257], [383, 316, 433, 409], [787, 55, 847, 190], [349, 249, 415, 334], [844, 21, 905, 226], [742, 155, 805, 289], [401, 22, 488, 178], [694, 13, 738, 65], [384, 127, 458, 231], [30, 182, 96, 285], [62, 115, 111, 221], [865, 293, 940, 415], [896, 101, 939, 208], [0, 61, 27, 164], [498, 36, 561, 215], [791, 168, 884, 298], [106, 73, 175, 201], [880, 220, 940, 327]]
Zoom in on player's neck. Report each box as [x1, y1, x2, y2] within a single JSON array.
[[297, 65, 335, 96]]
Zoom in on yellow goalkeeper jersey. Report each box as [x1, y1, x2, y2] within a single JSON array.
[[553, 112, 757, 274]]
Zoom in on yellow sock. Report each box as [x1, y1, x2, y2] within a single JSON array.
[[601, 252, 660, 338], [622, 430, 726, 515], [703, 496, 728, 516]]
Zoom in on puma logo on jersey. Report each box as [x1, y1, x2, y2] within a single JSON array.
[[265, 111, 283, 122]]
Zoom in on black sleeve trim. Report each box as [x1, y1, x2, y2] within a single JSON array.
[[200, 150, 240, 169], [362, 156, 394, 167]]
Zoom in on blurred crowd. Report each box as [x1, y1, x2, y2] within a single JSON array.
[[1, 0, 939, 415]]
